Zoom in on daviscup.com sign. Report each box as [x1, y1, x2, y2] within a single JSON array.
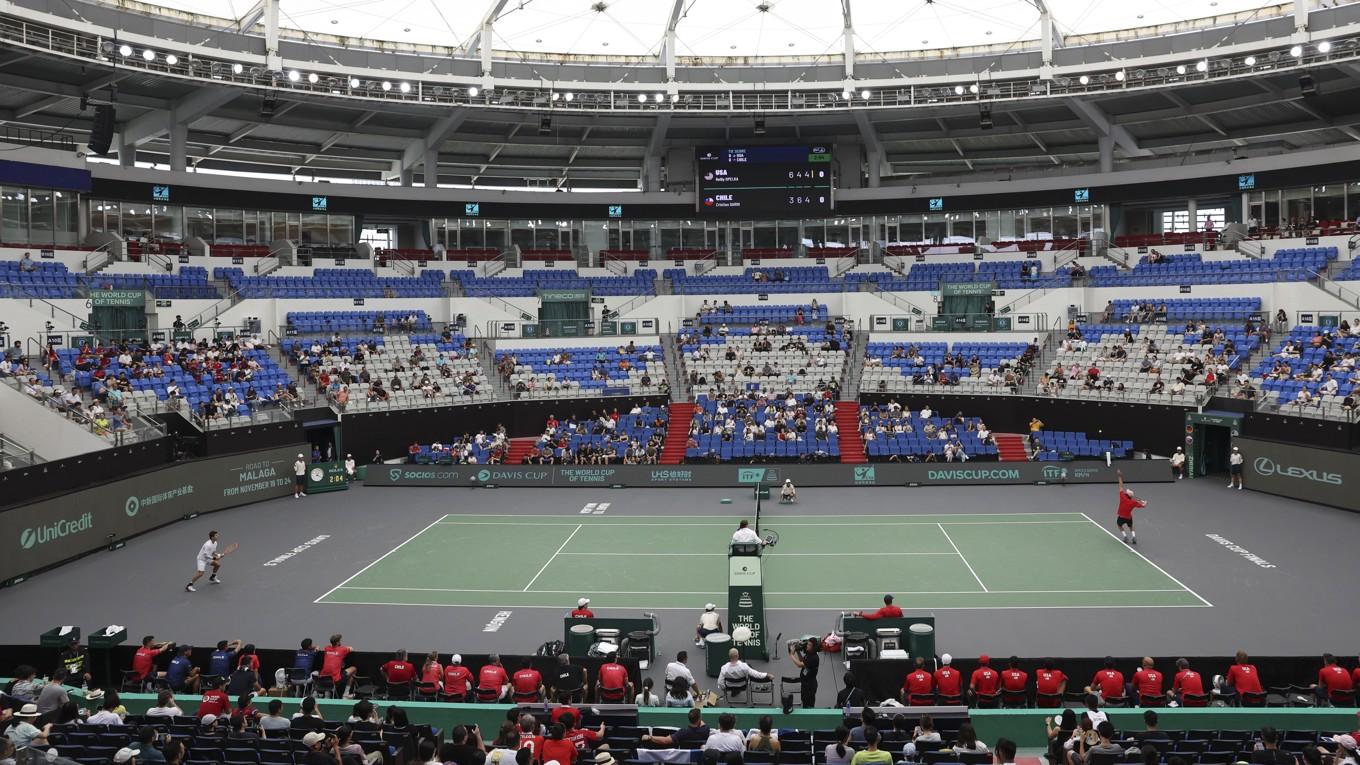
[[1236, 437, 1357, 512]]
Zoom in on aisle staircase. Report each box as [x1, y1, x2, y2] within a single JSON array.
[[994, 433, 1031, 462], [659, 401, 695, 464], [504, 436, 538, 464], [834, 403, 867, 463]]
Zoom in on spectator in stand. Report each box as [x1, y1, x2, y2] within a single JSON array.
[[1001, 657, 1029, 701], [1222, 650, 1263, 702], [746, 715, 780, 754], [291, 697, 325, 730], [596, 652, 633, 702], [995, 738, 1018, 765], [1085, 657, 1126, 704], [197, 679, 232, 720], [33, 669, 69, 716], [6, 704, 51, 748], [258, 699, 290, 737], [952, 723, 990, 756], [859, 594, 903, 620], [1314, 653, 1355, 704], [934, 654, 964, 701], [970, 656, 1001, 704], [320, 634, 357, 698], [1036, 659, 1068, 705], [824, 726, 855, 765], [1252, 727, 1294, 765], [1170, 658, 1205, 704], [570, 598, 594, 618], [146, 691, 184, 718], [1132, 657, 1164, 702], [850, 727, 892, 765], [703, 713, 746, 753], [901, 657, 934, 704], [540, 724, 577, 765], [477, 654, 511, 702], [1084, 723, 1124, 764], [511, 657, 545, 703]]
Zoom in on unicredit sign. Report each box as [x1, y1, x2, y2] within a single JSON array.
[[1252, 456, 1342, 485]]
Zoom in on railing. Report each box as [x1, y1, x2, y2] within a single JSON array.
[[609, 292, 657, 317], [600, 255, 628, 276], [865, 312, 1047, 333], [860, 376, 1216, 409], [0, 431, 43, 470], [861, 281, 931, 317], [0, 123, 74, 151], [144, 250, 174, 274], [82, 242, 117, 274], [182, 284, 250, 332], [0, 374, 139, 445], [0, 285, 89, 330], [254, 254, 282, 276], [485, 316, 665, 338], [388, 258, 416, 276]]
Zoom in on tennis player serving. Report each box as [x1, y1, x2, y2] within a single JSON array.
[[1115, 469, 1148, 546]]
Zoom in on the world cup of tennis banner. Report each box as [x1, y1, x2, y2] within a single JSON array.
[[727, 552, 767, 661]]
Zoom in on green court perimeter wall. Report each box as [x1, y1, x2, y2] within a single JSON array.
[[96, 691, 1359, 748]]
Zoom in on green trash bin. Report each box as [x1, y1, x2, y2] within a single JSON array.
[[704, 633, 732, 678], [907, 622, 935, 660], [567, 623, 596, 656]]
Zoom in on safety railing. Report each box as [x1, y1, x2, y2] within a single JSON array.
[[865, 312, 1047, 333], [0, 431, 43, 470]]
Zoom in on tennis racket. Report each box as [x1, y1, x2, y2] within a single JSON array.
[[215, 542, 240, 560], [762, 529, 780, 547]]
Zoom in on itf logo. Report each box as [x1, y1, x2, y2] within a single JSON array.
[[853, 466, 876, 484], [1042, 466, 1068, 480], [738, 468, 779, 484]]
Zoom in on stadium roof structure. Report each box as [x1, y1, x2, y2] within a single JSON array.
[[2, 0, 1360, 190]]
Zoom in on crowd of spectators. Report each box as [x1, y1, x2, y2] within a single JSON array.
[[520, 406, 668, 465]]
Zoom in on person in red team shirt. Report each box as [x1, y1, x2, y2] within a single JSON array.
[[380, 649, 416, 688], [1170, 658, 1206, 705], [558, 711, 605, 753], [1132, 657, 1164, 703], [320, 634, 356, 697], [1115, 470, 1148, 545], [511, 657, 545, 703], [570, 598, 595, 619], [1314, 653, 1356, 705], [933, 654, 963, 701], [969, 655, 1000, 705], [1086, 657, 1126, 703], [477, 654, 510, 702], [595, 652, 633, 702], [1001, 656, 1029, 704], [419, 651, 443, 692], [442, 655, 473, 701], [901, 657, 935, 704], [197, 677, 232, 719], [860, 594, 903, 620], [131, 635, 174, 685], [1224, 650, 1263, 702], [1035, 659, 1067, 707]]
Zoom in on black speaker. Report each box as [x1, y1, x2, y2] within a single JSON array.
[[89, 105, 115, 155]]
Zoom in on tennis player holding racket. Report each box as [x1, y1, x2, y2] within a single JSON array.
[[185, 530, 237, 592]]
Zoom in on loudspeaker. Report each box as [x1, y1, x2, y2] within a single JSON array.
[[89, 105, 115, 155]]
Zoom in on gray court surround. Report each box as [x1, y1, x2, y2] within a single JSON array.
[[2, 479, 1356, 678]]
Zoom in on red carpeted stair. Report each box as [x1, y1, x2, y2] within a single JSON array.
[[834, 403, 867, 463], [994, 433, 1031, 462], [659, 402, 695, 464], [504, 437, 539, 464]]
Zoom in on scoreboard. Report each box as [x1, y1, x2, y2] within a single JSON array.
[[696, 145, 833, 217]]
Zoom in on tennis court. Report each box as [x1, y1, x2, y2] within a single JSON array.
[[315, 510, 1210, 611]]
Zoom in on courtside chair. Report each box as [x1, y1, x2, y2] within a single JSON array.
[[1036, 691, 1063, 708], [286, 667, 312, 697], [748, 677, 775, 706], [721, 676, 751, 706], [311, 675, 336, 698], [971, 690, 1000, 709], [957, 754, 992, 765], [1000, 688, 1029, 708], [1138, 692, 1167, 707]]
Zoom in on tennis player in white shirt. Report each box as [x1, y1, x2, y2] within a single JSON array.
[[185, 530, 222, 593]]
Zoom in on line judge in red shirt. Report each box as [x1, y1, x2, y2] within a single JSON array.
[[1086, 657, 1126, 703], [969, 655, 1000, 704], [1133, 657, 1164, 702], [511, 657, 545, 703], [901, 657, 934, 705], [1225, 650, 1263, 701], [933, 654, 963, 700], [860, 594, 903, 620], [1115, 470, 1148, 545], [570, 598, 594, 619]]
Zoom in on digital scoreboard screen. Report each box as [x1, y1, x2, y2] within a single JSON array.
[[696, 145, 833, 217]]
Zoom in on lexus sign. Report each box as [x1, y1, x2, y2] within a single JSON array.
[[1236, 437, 1358, 511]]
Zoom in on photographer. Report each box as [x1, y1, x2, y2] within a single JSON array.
[[785, 637, 820, 708]]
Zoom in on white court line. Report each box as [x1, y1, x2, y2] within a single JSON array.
[[318, 600, 1212, 612], [436, 512, 1086, 519], [521, 524, 583, 592], [553, 551, 961, 557], [334, 586, 1190, 595], [434, 520, 1089, 527], [938, 523, 988, 593], [313, 514, 449, 603], [1078, 512, 1214, 607]]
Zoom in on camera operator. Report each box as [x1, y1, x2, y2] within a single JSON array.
[[785, 637, 820, 708]]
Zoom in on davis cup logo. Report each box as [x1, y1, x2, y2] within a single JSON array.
[[125, 496, 140, 517], [477, 469, 491, 482]]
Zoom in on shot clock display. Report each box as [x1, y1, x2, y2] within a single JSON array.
[[696, 145, 833, 217]]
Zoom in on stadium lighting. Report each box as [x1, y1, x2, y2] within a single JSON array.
[[141, 48, 155, 61], [1176, 64, 1187, 75], [1195, 60, 1208, 72], [349, 77, 360, 88], [467, 86, 479, 97], [860, 89, 871, 100], [287, 70, 300, 81], [1078, 75, 1090, 85], [1244, 55, 1256, 66], [1290, 44, 1303, 57], [232, 63, 244, 74], [308, 73, 320, 84], [551, 92, 560, 101], [1114, 70, 1125, 81], [381, 81, 392, 91], [1318, 41, 1332, 53], [953, 85, 964, 95], [164, 54, 178, 65], [563, 92, 574, 101], [400, 82, 412, 93], [118, 44, 132, 57], [636, 93, 647, 103], [653, 93, 663, 102], [841, 89, 852, 99]]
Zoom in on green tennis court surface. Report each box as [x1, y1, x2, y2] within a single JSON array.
[[316, 512, 1210, 610]]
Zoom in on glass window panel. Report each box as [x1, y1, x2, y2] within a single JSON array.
[[1314, 185, 1345, 221], [510, 221, 535, 250], [2, 187, 29, 242], [483, 221, 506, 250], [329, 216, 354, 248], [300, 213, 327, 245], [1196, 207, 1226, 231], [633, 222, 653, 253], [186, 208, 214, 241], [88, 199, 109, 234], [1282, 186, 1311, 225], [1026, 208, 1052, 238], [825, 220, 850, 247], [1052, 207, 1079, 239], [152, 204, 182, 242], [53, 191, 77, 245], [658, 221, 682, 252], [242, 210, 259, 244], [997, 211, 1019, 240], [461, 219, 485, 248], [752, 224, 776, 249], [776, 220, 801, 249], [971, 212, 990, 242], [121, 202, 152, 240], [923, 214, 947, 244], [215, 208, 244, 244], [27, 190, 52, 243], [1263, 190, 1280, 228]]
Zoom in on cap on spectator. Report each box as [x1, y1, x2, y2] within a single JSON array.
[[594, 754, 617, 765], [451, 654, 462, 664], [200, 714, 218, 727], [941, 654, 952, 665], [114, 748, 137, 763], [704, 603, 716, 611], [578, 598, 590, 607], [297, 453, 304, 459], [303, 732, 327, 747], [1329, 735, 1358, 752], [16, 704, 39, 718]]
